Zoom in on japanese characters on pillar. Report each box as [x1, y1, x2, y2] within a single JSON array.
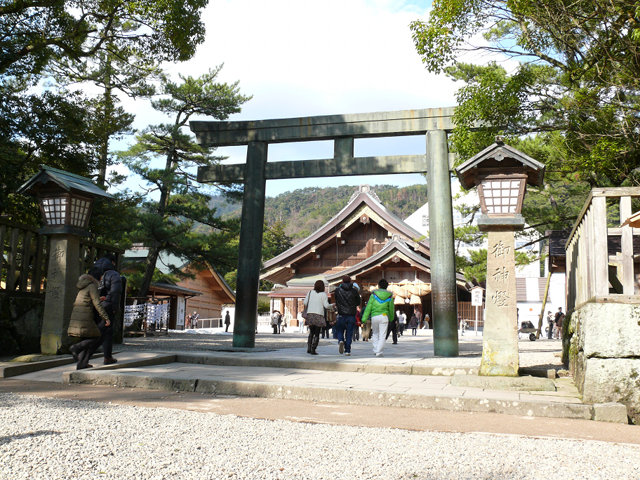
[[489, 241, 512, 308], [455, 138, 545, 376], [481, 231, 519, 375]]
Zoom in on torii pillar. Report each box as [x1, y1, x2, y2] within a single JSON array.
[[192, 108, 459, 355]]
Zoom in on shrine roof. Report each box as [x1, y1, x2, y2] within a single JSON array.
[[323, 238, 467, 286], [263, 186, 429, 270]]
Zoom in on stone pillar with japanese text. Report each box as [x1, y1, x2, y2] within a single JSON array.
[[479, 231, 519, 376], [41, 236, 81, 354]]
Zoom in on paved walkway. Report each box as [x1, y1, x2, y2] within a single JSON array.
[[5, 329, 628, 423]]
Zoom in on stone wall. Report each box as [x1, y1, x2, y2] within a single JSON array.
[[0, 293, 45, 355], [567, 302, 640, 421]]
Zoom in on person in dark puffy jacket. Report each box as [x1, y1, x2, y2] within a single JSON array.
[[93, 254, 121, 365], [333, 275, 361, 356], [68, 267, 111, 369]]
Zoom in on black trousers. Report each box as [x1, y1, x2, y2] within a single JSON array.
[[307, 325, 321, 352], [385, 321, 398, 343], [72, 337, 102, 368], [98, 317, 113, 359], [321, 325, 330, 338]]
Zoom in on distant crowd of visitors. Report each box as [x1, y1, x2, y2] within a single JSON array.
[[546, 307, 565, 340], [287, 275, 430, 357]]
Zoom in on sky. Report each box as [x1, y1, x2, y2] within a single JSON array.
[[117, 0, 461, 198]]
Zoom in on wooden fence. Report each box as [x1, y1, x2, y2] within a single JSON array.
[[0, 217, 123, 295], [565, 187, 640, 314]]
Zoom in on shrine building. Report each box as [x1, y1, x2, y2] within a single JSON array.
[[261, 185, 472, 325]]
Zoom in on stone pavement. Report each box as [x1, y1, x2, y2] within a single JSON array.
[[0, 329, 630, 424]]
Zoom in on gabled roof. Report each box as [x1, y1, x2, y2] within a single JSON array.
[[324, 238, 429, 283], [456, 141, 545, 189], [204, 262, 236, 303], [263, 186, 429, 273], [18, 165, 112, 199], [324, 237, 467, 286], [124, 248, 189, 275], [123, 248, 235, 303], [149, 282, 202, 297]]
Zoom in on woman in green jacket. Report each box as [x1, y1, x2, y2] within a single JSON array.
[[68, 266, 111, 369], [360, 279, 394, 357]]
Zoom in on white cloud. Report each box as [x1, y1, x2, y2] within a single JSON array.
[[175, 0, 452, 118], [117, 0, 457, 196]]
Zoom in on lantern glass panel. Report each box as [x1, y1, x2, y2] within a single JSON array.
[[41, 197, 68, 225], [482, 178, 522, 214], [70, 197, 90, 227]]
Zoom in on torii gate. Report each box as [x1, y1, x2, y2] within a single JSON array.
[[191, 107, 459, 356]]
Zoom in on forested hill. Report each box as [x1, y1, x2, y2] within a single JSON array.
[[210, 184, 428, 242]]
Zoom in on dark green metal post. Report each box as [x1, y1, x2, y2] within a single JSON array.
[[427, 129, 459, 357], [233, 141, 268, 348]]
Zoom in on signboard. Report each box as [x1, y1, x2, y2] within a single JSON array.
[[471, 287, 483, 307]]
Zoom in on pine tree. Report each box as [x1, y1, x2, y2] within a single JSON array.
[[119, 67, 251, 297]]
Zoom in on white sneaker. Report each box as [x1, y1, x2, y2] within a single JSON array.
[[375, 352, 384, 357], [345, 352, 351, 356], [338, 341, 344, 354]]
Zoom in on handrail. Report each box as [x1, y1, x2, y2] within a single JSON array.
[[565, 187, 640, 314], [565, 187, 640, 249]]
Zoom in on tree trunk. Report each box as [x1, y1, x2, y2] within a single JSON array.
[[136, 150, 175, 298], [96, 58, 114, 188], [137, 245, 160, 299]]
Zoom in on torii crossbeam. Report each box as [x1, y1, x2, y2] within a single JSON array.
[[191, 107, 459, 356]]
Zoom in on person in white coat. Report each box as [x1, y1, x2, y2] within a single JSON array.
[[303, 280, 334, 355]]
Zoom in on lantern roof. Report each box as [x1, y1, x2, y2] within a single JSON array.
[[17, 165, 112, 199], [456, 139, 545, 190]]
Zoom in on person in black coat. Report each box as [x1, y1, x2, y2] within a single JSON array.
[[385, 311, 398, 344], [93, 254, 122, 365], [224, 311, 231, 332], [333, 275, 361, 356], [408, 313, 419, 335]]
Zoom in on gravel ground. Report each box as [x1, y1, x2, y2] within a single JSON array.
[[2, 393, 638, 480]]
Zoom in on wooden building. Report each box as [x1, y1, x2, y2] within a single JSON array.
[[124, 246, 235, 329], [177, 263, 236, 326], [262, 186, 470, 324]]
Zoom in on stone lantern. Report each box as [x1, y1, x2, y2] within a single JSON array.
[[18, 165, 112, 354], [456, 139, 545, 376]]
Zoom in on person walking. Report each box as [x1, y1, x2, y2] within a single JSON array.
[[334, 275, 361, 356], [360, 279, 394, 357], [270, 310, 281, 334], [408, 312, 419, 335], [546, 310, 554, 339], [353, 305, 361, 342], [68, 267, 112, 370], [277, 311, 284, 334], [554, 307, 564, 339], [224, 310, 231, 332], [93, 254, 121, 365], [385, 311, 398, 344], [398, 310, 406, 336], [304, 280, 333, 355]]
